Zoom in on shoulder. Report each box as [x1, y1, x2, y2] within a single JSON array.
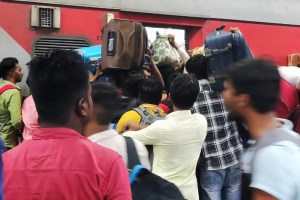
[[251, 142, 300, 199], [192, 113, 207, 124], [122, 109, 141, 119]]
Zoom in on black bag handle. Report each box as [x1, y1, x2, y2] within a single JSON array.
[[124, 136, 141, 170]]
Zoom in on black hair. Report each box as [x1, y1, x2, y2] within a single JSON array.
[[185, 54, 208, 80], [158, 65, 176, 89], [169, 74, 199, 109], [28, 49, 89, 125], [121, 70, 146, 98], [165, 72, 180, 94], [0, 57, 19, 79], [139, 78, 163, 105], [91, 83, 121, 125], [227, 59, 280, 114]]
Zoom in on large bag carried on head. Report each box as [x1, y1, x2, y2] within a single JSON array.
[[101, 19, 147, 70], [152, 34, 180, 68], [204, 25, 253, 91], [75, 45, 101, 74], [124, 137, 186, 200]]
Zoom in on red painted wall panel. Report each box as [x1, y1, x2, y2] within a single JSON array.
[[0, 2, 117, 55]]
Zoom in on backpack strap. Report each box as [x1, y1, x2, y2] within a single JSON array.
[[129, 165, 144, 185], [0, 84, 16, 95], [124, 136, 141, 170], [255, 128, 300, 153], [0, 85, 16, 132], [133, 106, 153, 125]]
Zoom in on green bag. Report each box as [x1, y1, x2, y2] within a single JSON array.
[[152, 35, 180, 67]]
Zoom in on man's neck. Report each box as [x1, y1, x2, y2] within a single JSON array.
[[244, 111, 281, 140], [83, 121, 110, 137], [173, 105, 184, 112], [4, 78, 16, 85]]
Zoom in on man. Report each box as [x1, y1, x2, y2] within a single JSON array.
[[84, 82, 151, 169], [222, 59, 300, 200], [0, 57, 23, 149], [124, 74, 207, 200], [3, 50, 131, 200], [116, 78, 165, 132], [185, 55, 243, 200]]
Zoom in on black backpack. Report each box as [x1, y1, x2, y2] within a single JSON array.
[[124, 137, 186, 200]]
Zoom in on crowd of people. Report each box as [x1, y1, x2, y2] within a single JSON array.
[[0, 32, 299, 200]]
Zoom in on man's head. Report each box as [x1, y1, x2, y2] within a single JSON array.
[[91, 83, 121, 125], [222, 59, 280, 119], [139, 78, 163, 105], [28, 49, 92, 129], [185, 54, 208, 80], [0, 57, 23, 83], [169, 74, 199, 110]]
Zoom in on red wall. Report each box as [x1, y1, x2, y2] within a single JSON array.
[[1, 1, 300, 65], [0, 2, 117, 55]]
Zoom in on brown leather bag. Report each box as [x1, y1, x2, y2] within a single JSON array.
[[101, 19, 147, 70]]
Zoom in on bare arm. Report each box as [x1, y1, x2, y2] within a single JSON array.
[[148, 54, 165, 88], [253, 189, 277, 200]]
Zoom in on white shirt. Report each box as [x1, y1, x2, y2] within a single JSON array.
[[278, 66, 300, 87], [124, 110, 207, 200], [176, 46, 190, 74], [88, 129, 151, 170]]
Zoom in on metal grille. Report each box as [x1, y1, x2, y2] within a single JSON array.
[[40, 8, 53, 28], [34, 37, 91, 57]]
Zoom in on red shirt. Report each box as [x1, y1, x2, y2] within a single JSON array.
[[3, 128, 132, 200], [275, 78, 299, 118]]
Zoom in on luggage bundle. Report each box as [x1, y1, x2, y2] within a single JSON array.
[[288, 54, 300, 66], [76, 45, 101, 74], [151, 34, 180, 68], [101, 19, 148, 71], [204, 25, 253, 91]]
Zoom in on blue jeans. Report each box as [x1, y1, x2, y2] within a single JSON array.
[[200, 164, 242, 200]]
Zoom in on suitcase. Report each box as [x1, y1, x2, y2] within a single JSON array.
[[101, 19, 147, 70], [204, 25, 253, 91], [287, 54, 300, 66], [76, 45, 101, 74]]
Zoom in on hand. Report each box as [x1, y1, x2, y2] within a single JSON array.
[[230, 27, 242, 35], [167, 34, 179, 49], [89, 66, 103, 82]]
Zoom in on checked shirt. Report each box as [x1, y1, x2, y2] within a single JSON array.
[[191, 79, 243, 170]]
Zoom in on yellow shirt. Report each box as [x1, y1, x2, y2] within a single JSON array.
[[116, 104, 165, 133]]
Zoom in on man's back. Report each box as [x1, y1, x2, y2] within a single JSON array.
[[192, 79, 243, 170], [116, 103, 165, 132], [3, 128, 131, 200], [88, 129, 151, 170], [251, 129, 300, 200], [124, 110, 207, 200], [0, 81, 22, 148]]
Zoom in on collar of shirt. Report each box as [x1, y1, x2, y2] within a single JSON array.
[[32, 127, 85, 140], [2, 80, 21, 90], [165, 110, 192, 120], [198, 79, 211, 92], [88, 129, 119, 142]]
